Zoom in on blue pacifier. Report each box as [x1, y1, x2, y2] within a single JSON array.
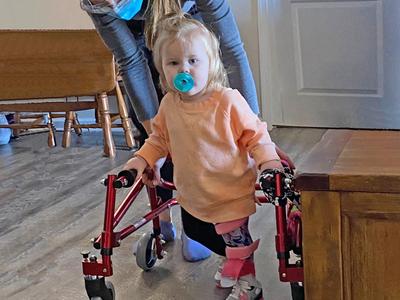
[[173, 72, 194, 93]]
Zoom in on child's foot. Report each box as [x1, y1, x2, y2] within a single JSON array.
[[214, 257, 236, 288], [160, 220, 176, 242], [226, 274, 263, 300], [181, 230, 212, 262]]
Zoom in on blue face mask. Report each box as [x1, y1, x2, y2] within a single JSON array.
[[113, 0, 144, 21]]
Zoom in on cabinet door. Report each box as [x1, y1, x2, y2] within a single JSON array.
[[302, 191, 343, 300], [342, 192, 400, 300]]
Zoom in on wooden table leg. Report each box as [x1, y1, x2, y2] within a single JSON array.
[[115, 83, 135, 149], [97, 93, 116, 158], [62, 111, 74, 148], [72, 112, 82, 136], [47, 113, 56, 147], [13, 112, 20, 138]]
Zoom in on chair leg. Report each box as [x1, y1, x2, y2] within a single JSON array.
[[62, 111, 74, 148], [47, 113, 56, 147], [72, 112, 82, 136], [95, 107, 100, 124], [13, 112, 21, 138], [115, 83, 135, 149], [97, 93, 116, 158]]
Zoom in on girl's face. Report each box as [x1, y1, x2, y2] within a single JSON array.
[[161, 32, 210, 101]]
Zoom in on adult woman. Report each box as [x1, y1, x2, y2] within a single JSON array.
[[81, 0, 259, 133]]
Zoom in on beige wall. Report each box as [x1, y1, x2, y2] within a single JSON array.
[[0, 0, 94, 29]]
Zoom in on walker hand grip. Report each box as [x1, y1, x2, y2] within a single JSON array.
[[259, 168, 295, 204], [259, 169, 277, 202], [114, 169, 138, 188]]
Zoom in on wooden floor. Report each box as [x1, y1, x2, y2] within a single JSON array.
[[0, 127, 326, 300]]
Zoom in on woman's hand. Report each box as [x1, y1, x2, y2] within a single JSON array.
[[89, 0, 114, 5]]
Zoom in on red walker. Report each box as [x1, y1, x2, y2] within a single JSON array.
[[81, 167, 304, 300]]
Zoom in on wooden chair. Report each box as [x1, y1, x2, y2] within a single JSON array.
[[0, 29, 135, 157]]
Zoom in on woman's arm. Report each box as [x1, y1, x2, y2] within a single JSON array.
[[81, 7, 160, 128]]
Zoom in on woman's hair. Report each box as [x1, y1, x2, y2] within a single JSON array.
[[152, 13, 228, 93], [144, 0, 182, 50]]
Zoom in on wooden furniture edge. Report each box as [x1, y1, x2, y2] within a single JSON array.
[[295, 130, 353, 191]]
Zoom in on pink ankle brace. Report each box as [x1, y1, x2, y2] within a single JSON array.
[[221, 239, 260, 279]]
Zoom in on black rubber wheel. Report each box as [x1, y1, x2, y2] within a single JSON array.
[[290, 282, 304, 300], [85, 277, 115, 300]]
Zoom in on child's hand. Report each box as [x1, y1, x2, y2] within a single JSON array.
[[258, 160, 283, 205], [259, 159, 283, 173], [258, 161, 281, 204], [123, 155, 148, 183], [142, 157, 166, 188], [275, 145, 295, 169]]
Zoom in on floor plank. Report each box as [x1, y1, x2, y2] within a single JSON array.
[[0, 127, 326, 300]]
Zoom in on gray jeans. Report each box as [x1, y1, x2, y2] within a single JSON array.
[[87, 0, 259, 121]]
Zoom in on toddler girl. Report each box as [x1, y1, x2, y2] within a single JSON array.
[[124, 14, 282, 300]]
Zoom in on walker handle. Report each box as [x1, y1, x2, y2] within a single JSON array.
[[114, 169, 138, 188], [259, 168, 295, 204]]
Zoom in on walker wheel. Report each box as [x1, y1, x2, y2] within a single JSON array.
[[84, 277, 115, 300], [135, 232, 157, 271], [290, 282, 304, 300]]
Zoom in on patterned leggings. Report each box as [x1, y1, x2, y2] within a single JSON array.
[[220, 219, 253, 249]]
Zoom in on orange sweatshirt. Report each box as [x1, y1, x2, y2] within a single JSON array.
[[136, 88, 279, 223]]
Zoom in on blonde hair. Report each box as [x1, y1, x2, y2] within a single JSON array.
[[144, 0, 182, 50], [152, 14, 228, 93]]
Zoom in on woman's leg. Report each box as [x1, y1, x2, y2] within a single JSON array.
[[156, 159, 175, 241], [195, 0, 259, 114], [88, 13, 159, 122], [181, 207, 226, 257]]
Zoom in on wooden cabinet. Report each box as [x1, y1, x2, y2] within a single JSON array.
[[295, 130, 400, 300]]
